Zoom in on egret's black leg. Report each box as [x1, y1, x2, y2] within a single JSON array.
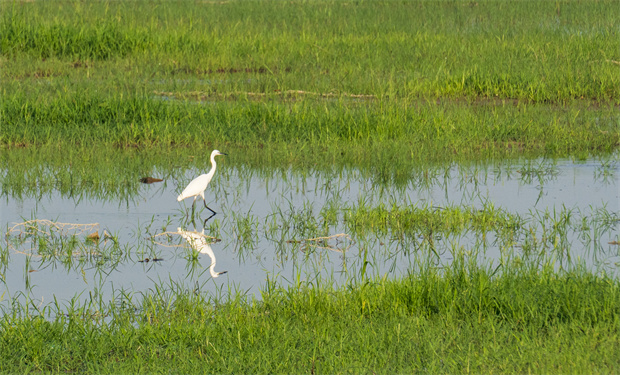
[[203, 211, 216, 226], [203, 198, 216, 214]]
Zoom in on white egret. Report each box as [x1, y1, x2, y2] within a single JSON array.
[[177, 149, 227, 217], [178, 228, 227, 278]]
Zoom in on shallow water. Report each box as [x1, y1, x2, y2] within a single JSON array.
[[1, 157, 619, 310]]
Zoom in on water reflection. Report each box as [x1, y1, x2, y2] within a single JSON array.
[[178, 227, 227, 278]]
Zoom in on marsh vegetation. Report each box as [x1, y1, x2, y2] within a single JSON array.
[[1, 0, 619, 373]]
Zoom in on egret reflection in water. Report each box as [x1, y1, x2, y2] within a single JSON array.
[[178, 227, 227, 278]]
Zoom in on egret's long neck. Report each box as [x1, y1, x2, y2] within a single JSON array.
[[208, 154, 218, 176], [203, 242, 219, 277], [209, 260, 218, 277]]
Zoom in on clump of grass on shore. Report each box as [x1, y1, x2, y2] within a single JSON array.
[[0, 260, 618, 373]]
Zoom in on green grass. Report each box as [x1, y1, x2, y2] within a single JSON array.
[[1, 260, 618, 373], [2, 91, 618, 153], [2, 0, 619, 102], [1, 0, 619, 162], [344, 201, 522, 236]]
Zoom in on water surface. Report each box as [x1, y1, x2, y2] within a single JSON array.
[[1, 157, 619, 310]]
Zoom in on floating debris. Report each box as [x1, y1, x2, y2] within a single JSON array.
[[287, 233, 354, 253], [7, 219, 99, 237], [140, 177, 164, 184], [138, 257, 164, 263]]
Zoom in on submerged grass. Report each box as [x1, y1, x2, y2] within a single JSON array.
[[0, 261, 618, 373], [344, 201, 522, 237]]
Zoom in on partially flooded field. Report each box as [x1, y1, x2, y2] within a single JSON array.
[[1, 0, 619, 372], [3, 155, 618, 309]]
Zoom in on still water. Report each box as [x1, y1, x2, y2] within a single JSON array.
[[1, 157, 619, 309]]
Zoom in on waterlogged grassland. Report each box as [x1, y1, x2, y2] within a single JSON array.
[[3, 175, 619, 280], [1, 143, 617, 203], [1, 0, 620, 372], [2, 165, 620, 372], [1, 0, 619, 161]]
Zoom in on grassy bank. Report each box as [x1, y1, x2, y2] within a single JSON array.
[[1, 261, 618, 373]]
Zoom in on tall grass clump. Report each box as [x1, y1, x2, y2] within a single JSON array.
[[0, 9, 152, 60], [344, 201, 523, 238]]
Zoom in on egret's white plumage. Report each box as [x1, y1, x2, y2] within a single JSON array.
[[177, 149, 226, 215]]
